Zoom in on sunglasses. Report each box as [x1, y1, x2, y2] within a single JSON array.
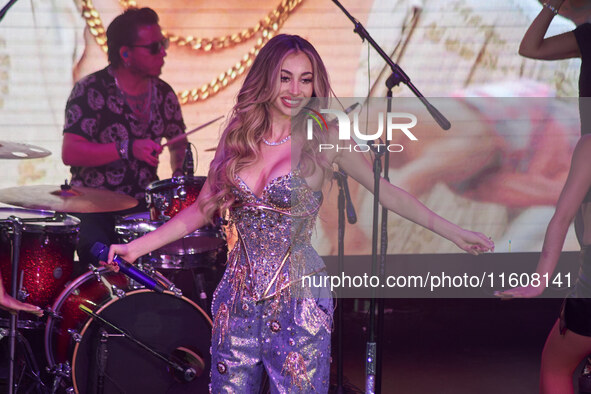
[[129, 37, 170, 55]]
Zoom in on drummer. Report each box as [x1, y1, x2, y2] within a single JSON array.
[[61, 7, 187, 273]]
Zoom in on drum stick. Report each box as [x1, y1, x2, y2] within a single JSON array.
[[162, 115, 224, 148]]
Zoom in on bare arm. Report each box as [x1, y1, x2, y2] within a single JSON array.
[[519, 0, 580, 60], [62, 133, 163, 167], [499, 136, 591, 298], [332, 139, 494, 254], [106, 180, 212, 265], [0, 273, 43, 316], [62, 133, 120, 167]]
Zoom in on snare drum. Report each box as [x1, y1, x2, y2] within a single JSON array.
[[116, 212, 226, 269], [0, 207, 79, 307], [45, 267, 212, 393], [146, 176, 205, 221]]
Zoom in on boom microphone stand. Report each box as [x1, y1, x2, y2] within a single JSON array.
[[331, 1, 451, 392], [375, 76, 397, 394], [333, 169, 357, 393], [0, 0, 19, 23]]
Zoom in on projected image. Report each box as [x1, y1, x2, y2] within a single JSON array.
[[0, 0, 585, 254]]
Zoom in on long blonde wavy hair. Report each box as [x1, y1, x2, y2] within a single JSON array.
[[200, 34, 334, 221]]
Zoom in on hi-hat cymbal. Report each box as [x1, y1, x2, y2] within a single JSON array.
[[0, 185, 138, 213], [0, 141, 51, 159]]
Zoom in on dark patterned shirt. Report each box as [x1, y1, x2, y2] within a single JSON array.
[[63, 66, 185, 202]]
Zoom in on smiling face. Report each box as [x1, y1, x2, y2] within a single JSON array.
[[269, 51, 314, 121], [125, 24, 167, 78]]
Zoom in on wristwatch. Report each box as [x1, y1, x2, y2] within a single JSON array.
[[117, 139, 129, 160]]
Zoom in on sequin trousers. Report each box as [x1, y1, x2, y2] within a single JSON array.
[[210, 171, 333, 393]]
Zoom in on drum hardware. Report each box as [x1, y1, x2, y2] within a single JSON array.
[[90, 265, 102, 282], [79, 304, 198, 383], [15, 329, 47, 390], [17, 281, 29, 303], [47, 362, 72, 394], [182, 142, 195, 178], [193, 272, 208, 311], [42, 307, 62, 320], [68, 330, 81, 343], [4, 214, 24, 394], [97, 328, 108, 394], [177, 184, 188, 200], [169, 284, 183, 298], [110, 285, 126, 299]]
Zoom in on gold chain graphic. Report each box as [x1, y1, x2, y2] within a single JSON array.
[[80, 0, 303, 104]]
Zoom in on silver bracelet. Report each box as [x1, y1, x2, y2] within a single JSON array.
[[117, 139, 129, 160], [542, 2, 559, 15]]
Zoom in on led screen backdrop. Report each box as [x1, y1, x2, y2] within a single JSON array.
[[0, 0, 584, 254]]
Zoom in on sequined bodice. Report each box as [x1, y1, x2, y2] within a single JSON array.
[[227, 171, 323, 301]]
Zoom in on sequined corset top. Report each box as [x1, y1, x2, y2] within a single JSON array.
[[229, 170, 323, 301]]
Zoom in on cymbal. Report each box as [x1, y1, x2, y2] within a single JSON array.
[[0, 185, 138, 213], [0, 141, 51, 159]]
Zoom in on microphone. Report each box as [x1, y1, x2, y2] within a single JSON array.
[[183, 143, 194, 177], [90, 242, 165, 293]]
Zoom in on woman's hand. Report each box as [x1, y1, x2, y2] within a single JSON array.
[[494, 284, 545, 299], [0, 291, 43, 317], [99, 243, 138, 272], [455, 229, 495, 255]]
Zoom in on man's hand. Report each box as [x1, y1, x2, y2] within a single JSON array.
[[132, 139, 162, 167]]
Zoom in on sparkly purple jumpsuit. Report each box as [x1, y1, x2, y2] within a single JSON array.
[[210, 170, 332, 393]]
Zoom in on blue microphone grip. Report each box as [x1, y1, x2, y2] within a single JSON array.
[[91, 242, 164, 293]]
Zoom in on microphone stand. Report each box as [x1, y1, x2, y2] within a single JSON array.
[[375, 78, 397, 394], [97, 328, 108, 394], [6, 217, 22, 394], [79, 304, 197, 383], [331, 1, 452, 392], [333, 169, 357, 393], [331, 0, 450, 130], [0, 0, 19, 23]]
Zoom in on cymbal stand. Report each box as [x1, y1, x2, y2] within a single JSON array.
[[2, 215, 23, 394]]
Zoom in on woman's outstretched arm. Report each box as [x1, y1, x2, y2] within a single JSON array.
[[519, 0, 580, 60], [332, 138, 494, 255]]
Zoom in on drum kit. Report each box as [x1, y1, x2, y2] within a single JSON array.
[[0, 141, 224, 393]]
